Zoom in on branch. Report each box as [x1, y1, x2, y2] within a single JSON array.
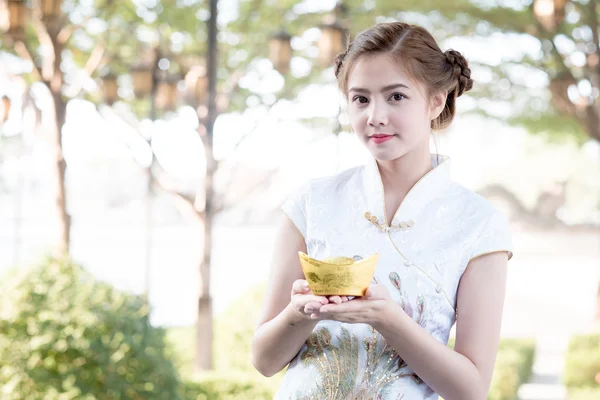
[[590, 0, 600, 54], [217, 100, 278, 167], [214, 167, 279, 214], [216, 69, 245, 113], [57, 23, 78, 45], [587, 0, 600, 85], [65, 41, 107, 98], [30, 10, 55, 81], [13, 41, 42, 81], [154, 184, 204, 225], [100, 106, 207, 223], [152, 165, 204, 225], [386, 1, 540, 36]]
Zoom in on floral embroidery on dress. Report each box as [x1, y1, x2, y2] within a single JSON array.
[[389, 272, 427, 326], [295, 325, 423, 400]]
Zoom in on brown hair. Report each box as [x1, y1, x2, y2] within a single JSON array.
[[334, 22, 473, 130]]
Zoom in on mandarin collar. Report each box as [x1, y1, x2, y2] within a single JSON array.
[[362, 154, 452, 232]]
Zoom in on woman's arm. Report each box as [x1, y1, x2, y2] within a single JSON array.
[[251, 215, 327, 377], [373, 251, 509, 400]]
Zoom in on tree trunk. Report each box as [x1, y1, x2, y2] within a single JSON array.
[[196, 173, 214, 372], [595, 281, 600, 331], [42, 26, 70, 256], [48, 80, 70, 255], [195, 0, 218, 374]]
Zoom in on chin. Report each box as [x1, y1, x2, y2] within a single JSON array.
[[367, 144, 408, 161]]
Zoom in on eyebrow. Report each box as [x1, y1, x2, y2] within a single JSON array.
[[348, 83, 410, 94]]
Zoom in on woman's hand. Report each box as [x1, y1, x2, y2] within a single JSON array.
[[290, 280, 331, 320], [316, 284, 396, 326]]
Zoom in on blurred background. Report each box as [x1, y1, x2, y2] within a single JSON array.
[[0, 0, 598, 399]]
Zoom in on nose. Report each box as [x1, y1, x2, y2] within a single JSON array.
[[367, 101, 388, 127]]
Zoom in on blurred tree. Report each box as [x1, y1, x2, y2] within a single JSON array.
[[365, 0, 599, 143], [0, 0, 146, 255]]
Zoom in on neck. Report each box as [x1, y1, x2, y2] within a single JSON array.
[[376, 149, 433, 200]]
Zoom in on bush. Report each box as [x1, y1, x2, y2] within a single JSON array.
[[167, 283, 275, 378], [0, 257, 183, 400], [564, 334, 600, 389], [167, 283, 283, 397], [182, 372, 277, 400], [567, 387, 600, 400], [214, 283, 266, 372], [497, 338, 536, 383], [487, 349, 525, 400], [446, 337, 535, 400]]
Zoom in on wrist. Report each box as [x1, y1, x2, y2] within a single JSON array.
[[285, 302, 317, 327], [372, 299, 402, 331]]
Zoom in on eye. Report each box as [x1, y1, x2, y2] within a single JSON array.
[[389, 93, 406, 102], [352, 95, 369, 104]]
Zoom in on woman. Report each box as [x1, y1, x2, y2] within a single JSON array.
[[252, 21, 513, 400]]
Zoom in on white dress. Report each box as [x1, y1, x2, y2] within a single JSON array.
[[275, 154, 513, 400]]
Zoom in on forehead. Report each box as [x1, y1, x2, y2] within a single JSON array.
[[347, 53, 421, 92]]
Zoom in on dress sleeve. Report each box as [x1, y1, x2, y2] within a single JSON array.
[[280, 181, 311, 239], [469, 211, 514, 262]]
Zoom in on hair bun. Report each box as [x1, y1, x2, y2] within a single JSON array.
[[445, 49, 473, 97], [334, 51, 347, 78]]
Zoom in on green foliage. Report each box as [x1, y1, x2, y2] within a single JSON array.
[[3, 0, 597, 141], [566, 387, 600, 400], [167, 283, 273, 377], [0, 256, 183, 400], [213, 283, 266, 372], [182, 372, 278, 400], [487, 350, 521, 400], [564, 334, 600, 390], [167, 283, 283, 399], [447, 337, 536, 400], [497, 338, 536, 384]]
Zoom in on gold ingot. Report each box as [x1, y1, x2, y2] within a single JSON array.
[[298, 252, 379, 296]]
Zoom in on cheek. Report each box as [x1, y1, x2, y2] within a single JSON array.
[[348, 108, 367, 130], [393, 105, 427, 129]]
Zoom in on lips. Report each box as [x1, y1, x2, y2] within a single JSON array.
[[370, 134, 395, 144]]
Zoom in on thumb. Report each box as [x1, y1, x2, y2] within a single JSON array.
[[302, 280, 311, 292], [365, 284, 382, 299]]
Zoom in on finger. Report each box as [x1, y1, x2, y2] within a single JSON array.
[[328, 296, 342, 304], [320, 302, 354, 313], [292, 280, 310, 295], [298, 296, 330, 307], [341, 296, 349, 302], [304, 301, 325, 313]]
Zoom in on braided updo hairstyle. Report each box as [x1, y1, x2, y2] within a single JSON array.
[[334, 22, 473, 130]]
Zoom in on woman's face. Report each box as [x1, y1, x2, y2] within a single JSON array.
[[346, 53, 444, 161]]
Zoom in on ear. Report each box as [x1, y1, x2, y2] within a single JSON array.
[[429, 91, 447, 121]]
